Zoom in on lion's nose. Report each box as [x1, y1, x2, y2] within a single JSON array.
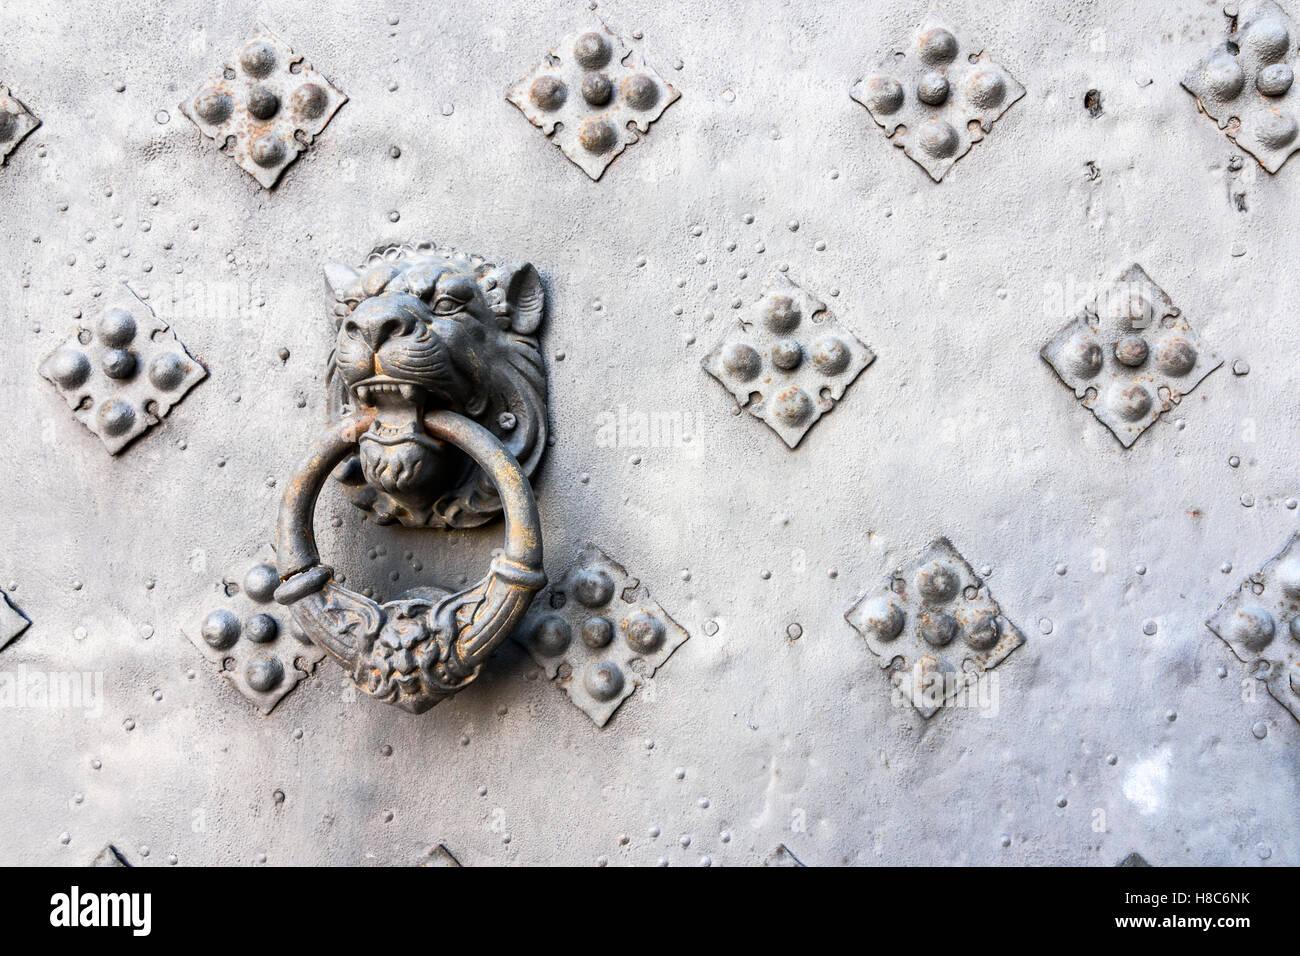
[[350, 308, 417, 351]]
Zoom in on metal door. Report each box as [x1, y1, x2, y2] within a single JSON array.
[[1, 0, 1296, 867]]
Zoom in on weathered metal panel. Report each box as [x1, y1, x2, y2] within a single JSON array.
[[0, 0, 1296, 866]]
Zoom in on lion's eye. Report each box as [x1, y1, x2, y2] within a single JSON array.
[[431, 295, 465, 316]]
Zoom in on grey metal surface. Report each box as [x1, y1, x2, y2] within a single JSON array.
[[0, 0, 1297, 867]]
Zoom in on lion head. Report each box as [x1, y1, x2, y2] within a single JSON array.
[[322, 240, 548, 528]]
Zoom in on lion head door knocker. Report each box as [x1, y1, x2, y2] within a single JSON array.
[[272, 240, 549, 713]]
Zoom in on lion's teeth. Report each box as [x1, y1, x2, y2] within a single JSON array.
[[398, 384, 417, 401], [356, 385, 372, 403]]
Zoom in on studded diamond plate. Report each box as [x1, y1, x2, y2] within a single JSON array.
[[420, 844, 462, 867], [91, 845, 130, 867], [763, 844, 806, 867], [516, 546, 689, 726], [1206, 531, 1300, 723], [180, 27, 346, 188], [39, 287, 207, 454], [0, 592, 30, 653], [850, 7, 1025, 181], [845, 538, 1026, 718], [1041, 264, 1222, 448], [183, 549, 327, 714], [0, 85, 40, 165], [1183, 0, 1300, 173], [506, 21, 680, 180], [702, 274, 874, 449]]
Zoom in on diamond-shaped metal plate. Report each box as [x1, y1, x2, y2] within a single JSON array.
[[39, 287, 207, 455], [507, 21, 680, 180], [1183, 0, 1300, 173], [845, 537, 1026, 718], [702, 274, 874, 449], [850, 6, 1025, 181], [180, 27, 346, 188], [183, 549, 328, 714], [516, 546, 689, 726], [0, 85, 40, 165], [1041, 264, 1222, 448], [1206, 531, 1300, 723], [0, 592, 30, 653]]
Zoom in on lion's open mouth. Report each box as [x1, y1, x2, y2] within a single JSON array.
[[352, 376, 433, 443], [351, 376, 457, 500]]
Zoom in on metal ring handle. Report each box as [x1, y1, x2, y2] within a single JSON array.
[[273, 409, 546, 713]]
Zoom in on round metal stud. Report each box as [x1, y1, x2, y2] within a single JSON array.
[[529, 75, 567, 111], [200, 608, 241, 649], [1113, 335, 1148, 367], [856, 596, 905, 641], [47, 348, 91, 389], [243, 563, 280, 603], [771, 387, 813, 426], [763, 295, 801, 332], [1258, 110, 1298, 148], [1257, 62, 1294, 97], [249, 132, 287, 168], [578, 118, 617, 154], [862, 75, 904, 115], [533, 614, 571, 656], [1245, 17, 1291, 64], [919, 611, 958, 647], [583, 661, 624, 701], [581, 616, 614, 648], [102, 349, 137, 380], [193, 88, 234, 125], [1205, 55, 1245, 99], [810, 336, 850, 375], [1231, 606, 1275, 652], [581, 72, 613, 106], [1154, 336, 1196, 376], [97, 399, 135, 436], [573, 32, 612, 70], [572, 567, 615, 607], [244, 613, 279, 643], [770, 339, 803, 371], [624, 74, 659, 110], [967, 68, 1006, 109], [148, 352, 189, 391], [1067, 337, 1103, 378], [97, 308, 137, 347], [918, 27, 959, 64], [1110, 383, 1152, 422], [245, 655, 285, 692], [720, 342, 761, 380], [290, 83, 329, 120], [966, 611, 1001, 650], [624, 609, 665, 653], [246, 85, 280, 120], [917, 71, 950, 106], [239, 40, 278, 78], [917, 561, 960, 602], [917, 118, 959, 157]]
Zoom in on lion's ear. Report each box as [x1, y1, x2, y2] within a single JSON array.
[[493, 262, 544, 335], [323, 262, 360, 301]]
